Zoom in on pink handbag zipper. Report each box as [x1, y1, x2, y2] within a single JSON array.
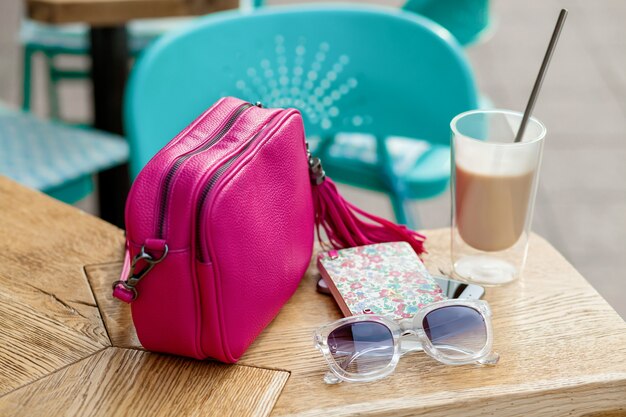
[[154, 102, 253, 238], [195, 109, 296, 262], [115, 102, 256, 302]]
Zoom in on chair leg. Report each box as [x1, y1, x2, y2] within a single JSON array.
[[389, 191, 420, 230], [405, 200, 421, 230], [45, 53, 61, 120], [390, 192, 408, 225], [22, 46, 34, 112], [372, 134, 419, 229]]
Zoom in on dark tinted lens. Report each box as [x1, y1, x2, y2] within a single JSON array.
[[327, 321, 394, 374], [422, 306, 487, 358]]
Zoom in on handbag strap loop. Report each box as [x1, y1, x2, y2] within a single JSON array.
[[112, 239, 168, 303]]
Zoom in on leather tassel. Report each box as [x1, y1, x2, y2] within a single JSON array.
[[308, 150, 426, 255]]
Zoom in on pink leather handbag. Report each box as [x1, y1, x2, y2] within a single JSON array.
[[113, 97, 425, 362]]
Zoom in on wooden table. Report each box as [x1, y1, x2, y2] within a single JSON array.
[[1, 176, 625, 416], [24, 0, 238, 228], [26, 0, 238, 26]]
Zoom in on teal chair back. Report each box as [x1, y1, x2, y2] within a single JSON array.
[[403, 0, 490, 46], [125, 4, 478, 178], [251, 1, 490, 47]]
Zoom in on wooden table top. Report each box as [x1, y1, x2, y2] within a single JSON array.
[[0, 175, 625, 416], [26, 0, 238, 26]]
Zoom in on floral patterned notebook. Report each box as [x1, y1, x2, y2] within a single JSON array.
[[317, 242, 445, 320]]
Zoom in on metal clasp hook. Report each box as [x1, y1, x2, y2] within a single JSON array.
[[112, 244, 168, 301], [306, 143, 326, 185]]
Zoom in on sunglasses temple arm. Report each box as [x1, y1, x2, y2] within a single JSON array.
[[426, 342, 494, 357], [323, 371, 342, 384], [323, 345, 393, 384], [424, 343, 500, 365], [430, 343, 476, 355], [477, 352, 500, 365]]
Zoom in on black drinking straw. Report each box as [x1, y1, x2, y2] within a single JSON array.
[[514, 9, 568, 143]]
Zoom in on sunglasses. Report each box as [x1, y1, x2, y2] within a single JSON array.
[[313, 299, 499, 384]]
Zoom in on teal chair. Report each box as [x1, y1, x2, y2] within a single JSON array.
[[125, 5, 478, 226], [20, 18, 191, 121], [251, 0, 491, 47], [403, 0, 490, 46], [21, 1, 489, 122], [0, 103, 128, 203]]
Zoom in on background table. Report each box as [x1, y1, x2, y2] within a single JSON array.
[[24, 0, 238, 228], [0, 175, 625, 416]]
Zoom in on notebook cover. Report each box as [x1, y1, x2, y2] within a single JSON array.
[[317, 242, 445, 320]]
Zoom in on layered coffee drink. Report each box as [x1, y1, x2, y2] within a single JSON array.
[[450, 109, 545, 285], [455, 166, 534, 252]]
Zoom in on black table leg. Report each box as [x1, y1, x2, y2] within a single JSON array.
[[90, 26, 130, 229]]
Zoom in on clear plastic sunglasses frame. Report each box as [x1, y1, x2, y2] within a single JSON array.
[[313, 299, 499, 384]]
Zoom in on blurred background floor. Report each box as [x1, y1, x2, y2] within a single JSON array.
[[0, 0, 624, 317]]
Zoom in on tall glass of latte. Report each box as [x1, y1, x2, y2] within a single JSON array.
[[450, 110, 546, 285]]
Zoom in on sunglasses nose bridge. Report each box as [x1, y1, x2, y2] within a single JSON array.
[[399, 331, 424, 354], [399, 318, 427, 339], [398, 318, 415, 333]]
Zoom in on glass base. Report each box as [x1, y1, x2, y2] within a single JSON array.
[[454, 255, 517, 286]]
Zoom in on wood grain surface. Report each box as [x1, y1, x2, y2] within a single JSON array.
[[0, 347, 289, 417], [0, 178, 123, 395], [241, 231, 626, 416], [26, 0, 238, 26], [85, 227, 626, 416], [3, 175, 626, 416], [0, 176, 289, 417], [84, 262, 140, 348]]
